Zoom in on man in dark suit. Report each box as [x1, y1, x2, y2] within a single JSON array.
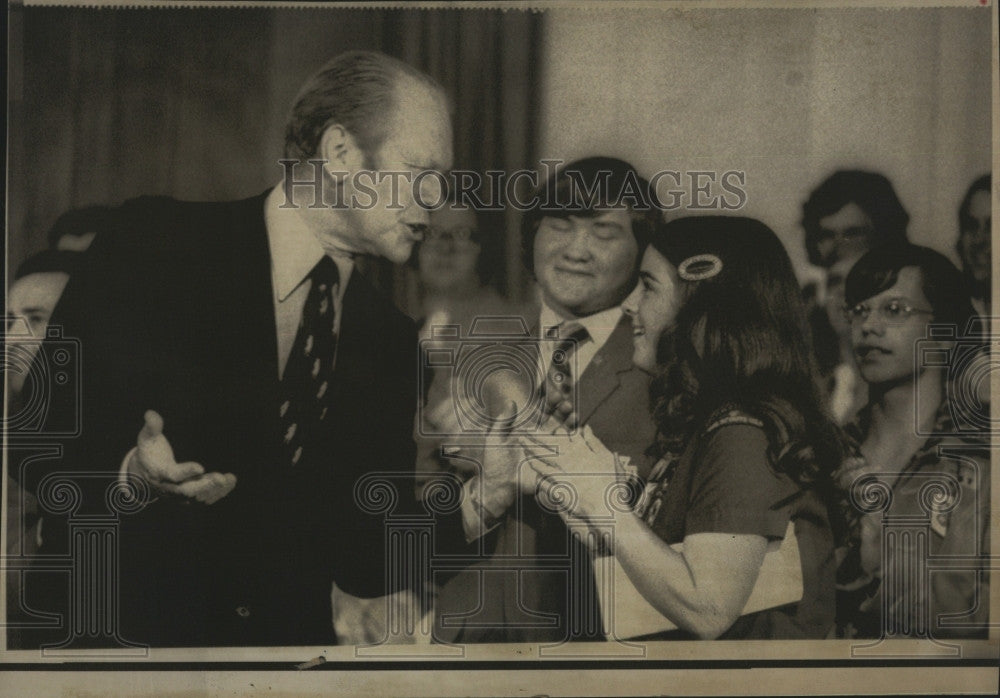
[[435, 157, 660, 642], [17, 51, 465, 648]]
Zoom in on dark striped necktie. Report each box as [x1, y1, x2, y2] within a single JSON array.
[[542, 322, 589, 429], [278, 256, 339, 467]]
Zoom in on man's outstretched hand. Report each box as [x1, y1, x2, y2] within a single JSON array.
[[127, 410, 237, 505]]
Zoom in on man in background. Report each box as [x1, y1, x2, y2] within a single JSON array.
[[800, 169, 911, 423], [5, 249, 82, 644], [437, 156, 660, 642]]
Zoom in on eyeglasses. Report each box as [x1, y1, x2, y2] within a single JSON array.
[[423, 226, 478, 246], [843, 299, 934, 323]]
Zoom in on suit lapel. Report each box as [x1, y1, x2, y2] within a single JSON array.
[[227, 192, 280, 382], [576, 315, 635, 426], [333, 270, 380, 379], [326, 271, 385, 425], [221, 193, 282, 482]]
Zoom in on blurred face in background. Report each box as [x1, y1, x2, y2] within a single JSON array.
[[5, 271, 70, 394], [815, 202, 875, 268], [533, 208, 639, 319], [958, 189, 991, 288], [849, 266, 935, 387], [7, 272, 69, 341], [419, 206, 481, 294], [824, 254, 863, 344]]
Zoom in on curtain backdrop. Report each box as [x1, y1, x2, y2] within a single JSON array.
[[7, 6, 543, 308], [368, 9, 542, 309]]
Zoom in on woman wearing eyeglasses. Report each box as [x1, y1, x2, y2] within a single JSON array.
[[834, 243, 990, 638]]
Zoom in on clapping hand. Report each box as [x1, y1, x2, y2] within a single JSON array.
[[521, 424, 625, 525], [475, 400, 534, 516], [128, 410, 237, 505]]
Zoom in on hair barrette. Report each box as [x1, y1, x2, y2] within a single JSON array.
[[677, 254, 723, 281]]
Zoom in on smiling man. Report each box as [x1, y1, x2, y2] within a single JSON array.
[[17, 51, 466, 649], [437, 157, 661, 643]]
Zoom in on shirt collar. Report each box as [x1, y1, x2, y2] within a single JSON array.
[[264, 185, 354, 302], [538, 298, 624, 349]]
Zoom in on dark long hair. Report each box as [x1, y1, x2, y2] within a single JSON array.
[[649, 216, 846, 489]]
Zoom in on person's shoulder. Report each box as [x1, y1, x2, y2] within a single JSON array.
[[704, 408, 766, 438], [694, 410, 772, 469], [118, 193, 265, 235], [684, 410, 794, 503], [94, 192, 266, 256]]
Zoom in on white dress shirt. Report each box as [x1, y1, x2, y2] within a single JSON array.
[[537, 300, 625, 378], [264, 186, 355, 378]]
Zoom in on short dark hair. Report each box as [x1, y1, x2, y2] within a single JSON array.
[[844, 243, 978, 335], [520, 156, 661, 274], [958, 173, 991, 237], [46, 205, 116, 248], [284, 50, 446, 164], [801, 170, 910, 267], [15, 249, 82, 280]]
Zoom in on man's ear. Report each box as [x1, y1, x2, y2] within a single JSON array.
[[319, 124, 365, 176]]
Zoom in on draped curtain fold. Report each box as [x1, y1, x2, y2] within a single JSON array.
[[370, 9, 542, 310]]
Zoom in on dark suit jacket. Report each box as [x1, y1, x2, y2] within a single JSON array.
[[435, 313, 658, 643], [20, 192, 457, 648]]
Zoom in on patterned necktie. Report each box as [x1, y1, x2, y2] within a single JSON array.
[[278, 256, 339, 467], [542, 322, 590, 428]]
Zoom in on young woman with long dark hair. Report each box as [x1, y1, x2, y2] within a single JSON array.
[[527, 216, 846, 639]]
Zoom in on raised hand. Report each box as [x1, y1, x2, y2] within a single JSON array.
[[522, 425, 624, 524], [476, 400, 525, 516], [128, 410, 237, 505]]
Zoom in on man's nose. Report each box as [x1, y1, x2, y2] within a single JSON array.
[[405, 204, 431, 228], [561, 225, 593, 261]]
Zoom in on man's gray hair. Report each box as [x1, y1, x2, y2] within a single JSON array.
[[284, 50, 446, 165]]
